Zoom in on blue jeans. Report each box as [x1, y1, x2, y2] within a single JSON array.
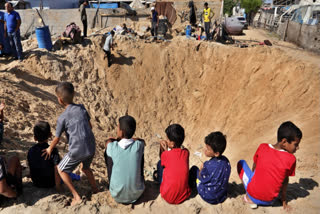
[[189, 165, 199, 188], [237, 160, 275, 205], [0, 122, 3, 144], [156, 160, 163, 183], [7, 31, 23, 59]]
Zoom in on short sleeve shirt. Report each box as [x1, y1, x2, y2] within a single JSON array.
[[247, 143, 296, 201], [197, 155, 231, 204], [27, 143, 61, 187], [4, 11, 21, 33], [160, 148, 191, 204], [103, 34, 113, 51], [107, 140, 145, 203], [56, 104, 95, 159]]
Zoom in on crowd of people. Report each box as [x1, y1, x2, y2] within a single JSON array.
[[0, 2, 23, 61], [0, 81, 302, 210]]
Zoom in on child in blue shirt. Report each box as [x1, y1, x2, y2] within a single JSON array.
[[104, 115, 145, 204], [189, 131, 231, 204]]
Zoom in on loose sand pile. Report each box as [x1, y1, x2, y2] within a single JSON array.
[[0, 33, 319, 214]]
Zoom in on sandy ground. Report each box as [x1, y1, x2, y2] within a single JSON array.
[[0, 28, 319, 214]]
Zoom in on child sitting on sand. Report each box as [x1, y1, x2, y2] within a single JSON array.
[[28, 121, 62, 191], [104, 115, 145, 204], [0, 101, 5, 144], [42, 82, 98, 206], [154, 124, 191, 204], [237, 121, 302, 210], [189, 131, 231, 204], [0, 155, 23, 198]]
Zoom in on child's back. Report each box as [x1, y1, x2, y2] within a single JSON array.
[[246, 143, 295, 201], [237, 121, 302, 210], [107, 139, 145, 203], [28, 143, 60, 188], [160, 147, 191, 204], [28, 121, 60, 188], [197, 155, 230, 204], [189, 131, 231, 204], [56, 103, 95, 159], [156, 124, 191, 204]]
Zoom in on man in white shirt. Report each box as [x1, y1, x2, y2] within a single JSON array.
[[103, 31, 115, 67]]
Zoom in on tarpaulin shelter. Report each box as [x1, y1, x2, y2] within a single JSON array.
[[155, 2, 177, 25]]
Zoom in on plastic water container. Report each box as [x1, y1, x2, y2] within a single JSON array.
[[185, 25, 192, 37], [35, 26, 52, 51]]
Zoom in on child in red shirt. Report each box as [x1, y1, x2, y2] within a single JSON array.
[[153, 124, 191, 204], [237, 121, 302, 210]]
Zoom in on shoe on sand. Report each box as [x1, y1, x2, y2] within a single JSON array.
[[243, 195, 258, 209]]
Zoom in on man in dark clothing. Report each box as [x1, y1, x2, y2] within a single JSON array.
[[150, 7, 158, 39], [188, 1, 196, 27], [79, 1, 88, 37]]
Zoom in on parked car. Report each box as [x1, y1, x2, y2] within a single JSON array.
[[236, 16, 248, 29], [223, 17, 245, 35]]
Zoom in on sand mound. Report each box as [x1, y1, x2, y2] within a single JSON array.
[[0, 35, 319, 214]]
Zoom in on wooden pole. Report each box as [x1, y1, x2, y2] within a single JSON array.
[[35, 8, 46, 27], [91, 0, 101, 28]]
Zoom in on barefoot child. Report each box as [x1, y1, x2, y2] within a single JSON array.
[[154, 124, 191, 204], [42, 82, 98, 205], [28, 121, 62, 191], [189, 131, 231, 204], [104, 115, 145, 204], [237, 121, 302, 210]]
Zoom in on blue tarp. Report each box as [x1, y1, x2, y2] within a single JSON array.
[[91, 3, 118, 9]]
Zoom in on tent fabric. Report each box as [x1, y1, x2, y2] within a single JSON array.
[[130, 0, 144, 9], [155, 2, 177, 25]]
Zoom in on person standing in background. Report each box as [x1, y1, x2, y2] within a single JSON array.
[[79, 0, 88, 38], [4, 2, 23, 60], [202, 2, 214, 41], [150, 7, 158, 39]]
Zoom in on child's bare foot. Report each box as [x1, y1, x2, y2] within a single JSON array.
[[71, 196, 82, 206], [242, 194, 258, 209], [0, 102, 5, 111]]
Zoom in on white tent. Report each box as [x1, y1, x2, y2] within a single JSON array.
[[130, 0, 144, 9]]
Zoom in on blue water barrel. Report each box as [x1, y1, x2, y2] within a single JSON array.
[[186, 25, 192, 37], [35, 26, 52, 51]]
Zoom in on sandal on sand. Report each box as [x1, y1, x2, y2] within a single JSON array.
[[243, 195, 258, 209]]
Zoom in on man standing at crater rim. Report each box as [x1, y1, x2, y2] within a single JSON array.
[[79, 0, 88, 38], [202, 2, 214, 41], [4, 2, 23, 61]]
